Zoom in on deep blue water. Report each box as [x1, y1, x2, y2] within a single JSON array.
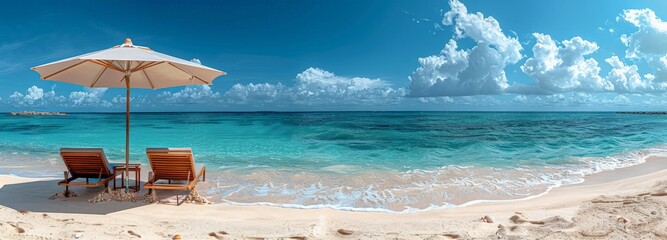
[[1, 112, 666, 211]]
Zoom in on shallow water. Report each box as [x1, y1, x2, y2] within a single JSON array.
[[1, 112, 666, 211]]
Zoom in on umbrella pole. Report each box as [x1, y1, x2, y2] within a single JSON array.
[[125, 76, 130, 193]]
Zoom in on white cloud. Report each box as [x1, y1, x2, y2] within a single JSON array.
[[418, 96, 454, 104], [604, 56, 665, 93], [512, 95, 528, 103], [223, 68, 405, 106], [611, 95, 631, 105], [224, 83, 289, 104], [68, 88, 110, 107], [158, 85, 221, 104], [620, 8, 667, 83], [508, 93, 632, 106], [291, 68, 403, 105], [521, 33, 613, 93], [621, 9, 667, 58], [455, 96, 501, 106], [156, 67, 405, 107], [8, 85, 65, 107], [295, 67, 388, 92], [190, 58, 202, 64], [408, 0, 522, 97], [642, 98, 667, 106], [570, 92, 597, 104], [442, 0, 522, 63]]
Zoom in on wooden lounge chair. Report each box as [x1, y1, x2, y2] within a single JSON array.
[[144, 148, 206, 204], [58, 148, 121, 194]]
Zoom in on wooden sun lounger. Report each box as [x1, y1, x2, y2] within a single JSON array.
[[144, 148, 206, 204], [58, 148, 121, 193]]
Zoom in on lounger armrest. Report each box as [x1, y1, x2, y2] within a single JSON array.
[[197, 166, 206, 182], [186, 166, 206, 190]]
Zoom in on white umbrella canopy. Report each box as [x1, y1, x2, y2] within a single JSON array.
[[31, 38, 226, 192], [32, 38, 225, 89]]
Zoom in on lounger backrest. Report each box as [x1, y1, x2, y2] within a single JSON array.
[[146, 148, 196, 181], [60, 148, 112, 178]]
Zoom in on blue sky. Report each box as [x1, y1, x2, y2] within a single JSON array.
[[1, 0, 667, 111]]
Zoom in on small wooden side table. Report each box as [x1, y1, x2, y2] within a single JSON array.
[[113, 164, 141, 192]]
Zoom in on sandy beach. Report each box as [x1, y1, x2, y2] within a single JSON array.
[[0, 157, 665, 239]]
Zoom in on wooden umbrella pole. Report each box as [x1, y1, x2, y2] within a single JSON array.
[[125, 75, 130, 193]]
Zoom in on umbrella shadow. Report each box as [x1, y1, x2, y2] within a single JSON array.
[[0, 178, 191, 215]]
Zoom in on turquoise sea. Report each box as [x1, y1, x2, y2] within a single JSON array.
[[1, 112, 666, 212]]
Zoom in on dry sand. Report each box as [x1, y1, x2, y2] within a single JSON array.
[[2, 157, 667, 239]]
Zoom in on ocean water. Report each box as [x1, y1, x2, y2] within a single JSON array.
[[1, 112, 667, 212]]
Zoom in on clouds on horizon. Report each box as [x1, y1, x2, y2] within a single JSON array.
[[3, 0, 667, 111], [163, 67, 407, 106]]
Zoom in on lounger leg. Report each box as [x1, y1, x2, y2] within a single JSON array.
[[151, 189, 156, 200], [63, 171, 71, 197]]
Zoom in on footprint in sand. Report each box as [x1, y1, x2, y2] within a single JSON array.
[[7, 222, 26, 234], [128, 230, 141, 238], [509, 215, 575, 229], [579, 229, 613, 237], [208, 231, 228, 239], [442, 233, 461, 239], [337, 229, 354, 235]]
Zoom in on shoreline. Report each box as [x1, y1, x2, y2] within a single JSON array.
[[1, 147, 666, 213], [1, 157, 667, 238]]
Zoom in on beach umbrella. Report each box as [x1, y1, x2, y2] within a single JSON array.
[[31, 38, 226, 192]]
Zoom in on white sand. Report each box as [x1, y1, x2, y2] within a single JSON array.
[[2, 157, 667, 239]]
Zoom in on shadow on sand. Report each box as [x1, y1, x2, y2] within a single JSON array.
[[0, 178, 189, 215]]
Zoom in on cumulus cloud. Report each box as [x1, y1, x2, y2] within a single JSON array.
[[620, 9, 667, 83], [291, 68, 403, 105], [621, 9, 667, 58], [642, 98, 667, 106], [512, 95, 528, 103], [156, 67, 405, 106], [521, 33, 613, 93], [224, 67, 405, 106], [68, 88, 110, 107], [417, 96, 454, 104], [8, 85, 65, 107], [158, 85, 221, 104], [610, 95, 631, 105], [7, 86, 118, 108], [408, 0, 522, 97], [224, 83, 289, 104], [604, 56, 666, 93], [508, 93, 632, 106]]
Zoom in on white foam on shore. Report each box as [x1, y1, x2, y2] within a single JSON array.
[[209, 144, 667, 213], [3, 144, 667, 213]]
